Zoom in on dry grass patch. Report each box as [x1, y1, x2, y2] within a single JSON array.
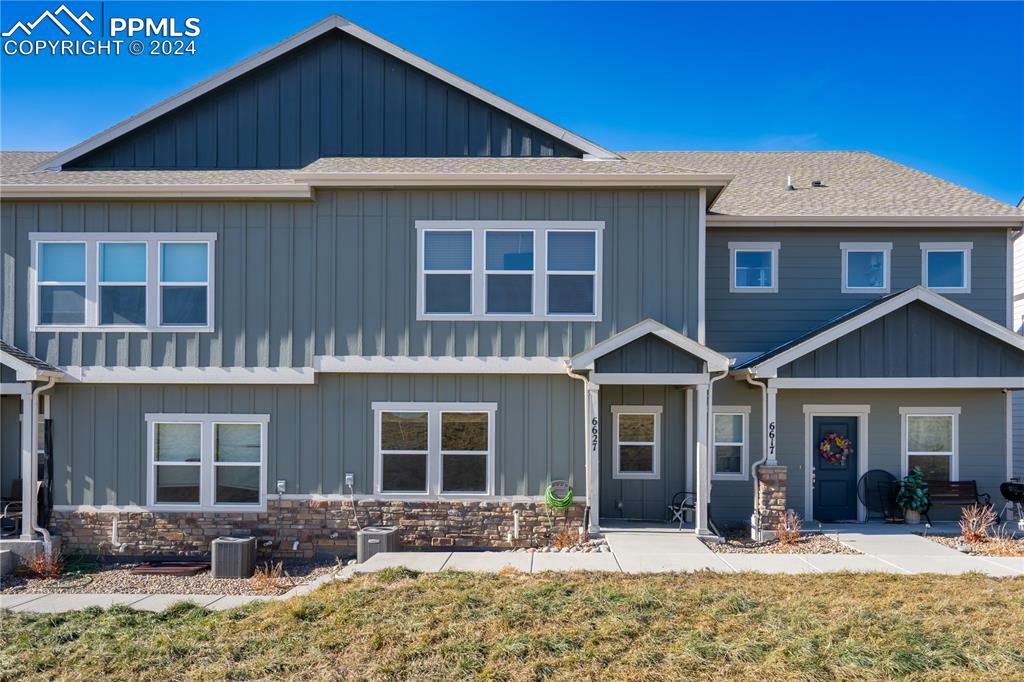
[[2, 571, 1023, 680]]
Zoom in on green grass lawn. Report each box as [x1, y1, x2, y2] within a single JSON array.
[[3, 570, 1023, 680]]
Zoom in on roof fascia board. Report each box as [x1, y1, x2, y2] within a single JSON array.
[[37, 15, 617, 171], [767, 377, 1024, 389], [295, 173, 733, 186], [570, 319, 731, 371], [707, 215, 1024, 227], [0, 184, 313, 199], [748, 286, 1024, 377]]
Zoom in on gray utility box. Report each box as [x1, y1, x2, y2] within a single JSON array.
[[357, 526, 399, 563], [211, 536, 257, 578]]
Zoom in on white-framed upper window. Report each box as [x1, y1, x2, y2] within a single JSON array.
[[712, 406, 751, 480], [900, 407, 959, 482], [30, 233, 216, 332], [416, 221, 603, 321], [611, 405, 661, 480], [841, 242, 891, 294], [373, 402, 496, 496], [146, 413, 269, 511], [729, 241, 779, 293], [921, 242, 972, 294]]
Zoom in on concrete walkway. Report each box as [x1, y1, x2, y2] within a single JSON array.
[[4, 525, 1021, 613]]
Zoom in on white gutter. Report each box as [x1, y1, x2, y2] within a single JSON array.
[[707, 215, 1024, 228], [23, 378, 57, 557], [744, 371, 770, 536], [564, 363, 595, 533], [703, 368, 730, 539], [0, 184, 313, 200], [293, 172, 735, 187]]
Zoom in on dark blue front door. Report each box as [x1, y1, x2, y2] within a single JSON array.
[[812, 416, 858, 522]]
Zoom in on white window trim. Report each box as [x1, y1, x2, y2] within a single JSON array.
[[415, 221, 604, 322], [372, 401, 497, 497], [920, 242, 972, 294], [899, 406, 960, 480], [145, 413, 269, 512], [611, 405, 662, 480], [29, 232, 216, 333], [840, 242, 892, 294], [712, 405, 751, 480], [729, 241, 780, 293]]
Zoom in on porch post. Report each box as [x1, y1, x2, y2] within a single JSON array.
[[694, 383, 710, 535], [766, 386, 778, 465], [19, 388, 36, 540], [586, 382, 601, 533]]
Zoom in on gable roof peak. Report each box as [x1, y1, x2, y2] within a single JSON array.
[[38, 13, 618, 171]]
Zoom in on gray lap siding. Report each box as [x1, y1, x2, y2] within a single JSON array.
[[1, 189, 702, 368], [707, 227, 1009, 354], [45, 373, 584, 507]]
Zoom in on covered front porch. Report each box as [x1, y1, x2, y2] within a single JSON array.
[[567, 319, 732, 536]]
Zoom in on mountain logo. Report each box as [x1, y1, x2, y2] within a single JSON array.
[[2, 4, 94, 37]]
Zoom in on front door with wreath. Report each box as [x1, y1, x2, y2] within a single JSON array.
[[812, 416, 858, 522]]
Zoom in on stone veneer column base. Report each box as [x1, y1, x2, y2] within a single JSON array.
[[49, 500, 587, 558], [752, 465, 787, 542]]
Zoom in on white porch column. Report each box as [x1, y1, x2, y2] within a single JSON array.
[[694, 383, 710, 535], [766, 386, 778, 465], [585, 382, 601, 533], [19, 389, 36, 540]]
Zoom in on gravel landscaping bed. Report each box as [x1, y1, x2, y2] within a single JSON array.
[[702, 530, 860, 554], [0, 558, 341, 595], [920, 532, 1024, 556], [505, 537, 610, 553]]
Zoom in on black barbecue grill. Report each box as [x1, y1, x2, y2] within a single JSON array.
[[999, 481, 1024, 523]]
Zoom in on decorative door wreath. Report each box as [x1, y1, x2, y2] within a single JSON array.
[[818, 433, 853, 465]]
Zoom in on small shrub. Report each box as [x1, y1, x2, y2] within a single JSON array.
[[775, 510, 802, 546], [960, 504, 997, 544], [25, 551, 64, 579], [249, 561, 293, 593], [977, 524, 1023, 556], [551, 527, 578, 550]]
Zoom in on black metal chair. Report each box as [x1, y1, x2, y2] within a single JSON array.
[[667, 491, 696, 530]]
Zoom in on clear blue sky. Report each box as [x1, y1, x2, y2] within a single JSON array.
[[2, 1, 1021, 204]]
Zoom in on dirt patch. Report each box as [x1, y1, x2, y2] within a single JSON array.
[[703, 530, 860, 554], [0, 557, 340, 595]]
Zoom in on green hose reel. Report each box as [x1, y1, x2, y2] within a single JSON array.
[[544, 480, 573, 528]]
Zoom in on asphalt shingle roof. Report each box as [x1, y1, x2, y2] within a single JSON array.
[[623, 151, 1022, 217], [2, 150, 1020, 219], [0, 339, 62, 374]]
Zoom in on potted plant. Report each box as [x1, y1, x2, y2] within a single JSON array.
[[896, 467, 929, 524]]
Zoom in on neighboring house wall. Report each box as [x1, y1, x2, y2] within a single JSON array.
[[776, 302, 1024, 378], [707, 228, 1009, 354], [1, 190, 703, 367], [47, 373, 584, 504], [65, 31, 581, 170]]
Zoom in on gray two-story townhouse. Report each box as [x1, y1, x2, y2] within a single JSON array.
[[3, 15, 1023, 558]]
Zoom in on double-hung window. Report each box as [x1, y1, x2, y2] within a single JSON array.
[[921, 242, 971, 293], [712, 407, 750, 479], [901, 407, 958, 482], [841, 242, 891, 294], [729, 242, 779, 293], [417, 221, 603, 321], [31, 233, 215, 331], [374, 402, 496, 495], [611, 406, 661, 480], [147, 414, 268, 510]]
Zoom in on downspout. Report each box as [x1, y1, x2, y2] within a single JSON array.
[[564, 363, 592, 533], [745, 371, 769, 533], [705, 369, 729, 538], [29, 377, 57, 558]]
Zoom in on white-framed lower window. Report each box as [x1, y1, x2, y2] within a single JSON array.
[[146, 413, 269, 511], [921, 242, 972, 294], [373, 402, 496, 496], [30, 232, 215, 332], [416, 221, 603, 321], [841, 242, 891, 294], [900, 407, 959, 481], [712, 406, 751, 480], [611, 405, 661, 480], [729, 241, 780, 293]]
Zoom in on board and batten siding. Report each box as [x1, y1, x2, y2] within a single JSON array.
[[65, 32, 580, 170], [1, 189, 702, 368], [45, 373, 584, 506], [707, 228, 1009, 354], [776, 302, 1024, 378]]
